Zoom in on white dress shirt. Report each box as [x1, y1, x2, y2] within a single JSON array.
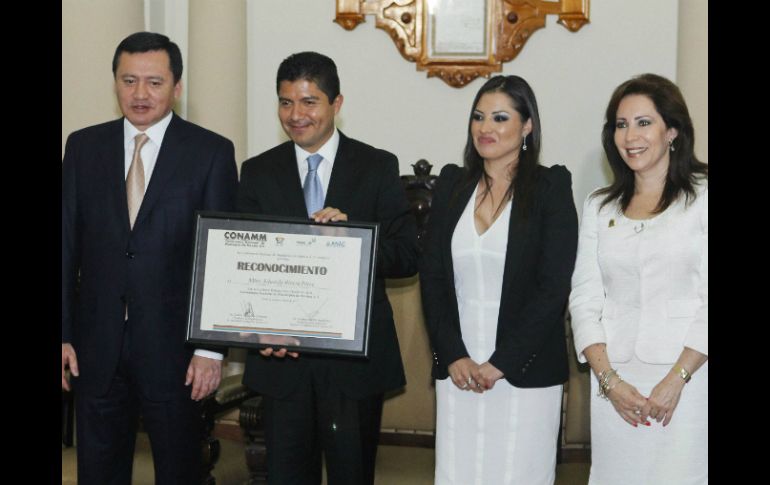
[[294, 128, 340, 196], [123, 112, 172, 187]]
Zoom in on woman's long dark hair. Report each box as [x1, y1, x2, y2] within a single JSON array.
[[458, 75, 542, 218], [597, 73, 707, 212]]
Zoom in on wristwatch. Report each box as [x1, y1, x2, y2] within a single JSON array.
[[677, 366, 692, 383]]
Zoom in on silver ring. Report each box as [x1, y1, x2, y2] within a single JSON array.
[[634, 409, 641, 415], [461, 382, 469, 389], [467, 376, 473, 385]]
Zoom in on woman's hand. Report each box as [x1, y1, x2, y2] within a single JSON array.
[[448, 357, 484, 393], [606, 380, 650, 427], [642, 372, 686, 426], [473, 362, 504, 390], [582, 344, 649, 427], [641, 349, 707, 426]]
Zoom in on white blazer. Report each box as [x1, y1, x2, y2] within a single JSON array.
[[569, 181, 708, 364]]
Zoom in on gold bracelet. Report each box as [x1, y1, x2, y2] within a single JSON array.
[[605, 376, 623, 396], [598, 369, 616, 385], [677, 366, 692, 383], [596, 369, 620, 400]]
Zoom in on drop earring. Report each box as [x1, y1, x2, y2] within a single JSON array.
[[522, 134, 528, 151]]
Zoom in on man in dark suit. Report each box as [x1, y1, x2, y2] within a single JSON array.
[[61, 32, 238, 484], [237, 51, 418, 484]]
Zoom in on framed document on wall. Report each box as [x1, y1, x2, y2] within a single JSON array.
[[425, 0, 490, 60], [334, 0, 590, 87], [186, 211, 378, 358]]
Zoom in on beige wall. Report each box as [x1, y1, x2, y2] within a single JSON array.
[[187, 0, 248, 164], [62, 0, 144, 156], [678, 0, 708, 162]]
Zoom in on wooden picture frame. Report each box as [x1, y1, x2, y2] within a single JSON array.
[[335, 0, 590, 87]]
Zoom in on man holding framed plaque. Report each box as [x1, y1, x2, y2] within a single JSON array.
[[237, 51, 418, 484]]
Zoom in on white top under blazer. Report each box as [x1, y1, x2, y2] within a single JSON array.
[[569, 180, 708, 364]]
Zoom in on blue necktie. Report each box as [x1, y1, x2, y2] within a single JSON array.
[[303, 154, 324, 216]]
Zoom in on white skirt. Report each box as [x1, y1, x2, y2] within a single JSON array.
[[588, 357, 708, 485], [435, 379, 563, 485]]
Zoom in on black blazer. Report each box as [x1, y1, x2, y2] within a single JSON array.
[[237, 132, 419, 399], [61, 114, 238, 400], [419, 164, 578, 387]]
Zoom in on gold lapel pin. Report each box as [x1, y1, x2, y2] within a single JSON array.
[[608, 219, 615, 228]]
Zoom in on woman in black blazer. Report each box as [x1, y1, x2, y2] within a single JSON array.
[[419, 75, 578, 484]]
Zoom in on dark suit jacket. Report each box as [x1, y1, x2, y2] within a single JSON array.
[[419, 163, 578, 387], [237, 132, 418, 399], [61, 114, 238, 400]]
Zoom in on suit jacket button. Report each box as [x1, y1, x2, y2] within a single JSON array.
[[126, 252, 134, 259]]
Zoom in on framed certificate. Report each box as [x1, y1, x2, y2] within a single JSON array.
[[186, 211, 378, 358]]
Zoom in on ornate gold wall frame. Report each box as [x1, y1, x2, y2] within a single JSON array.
[[335, 0, 589, 88]]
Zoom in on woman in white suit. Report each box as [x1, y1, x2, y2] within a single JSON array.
[[569, 73, 707, 485]]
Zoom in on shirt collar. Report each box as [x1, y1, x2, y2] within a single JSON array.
[[123, 111, 174, 148], [294, 128, 339, 165]]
